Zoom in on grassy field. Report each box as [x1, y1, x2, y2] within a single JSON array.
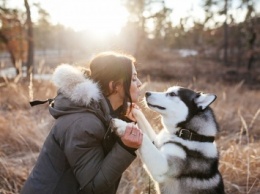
[[0, 50, 259, 194]]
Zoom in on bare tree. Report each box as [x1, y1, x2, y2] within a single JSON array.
[[223, 0, 229, 66], [0, 6, 25, 75], [24, 0, 34, 77], [121, 0, 173, 58], [242, 0, 257, 70]]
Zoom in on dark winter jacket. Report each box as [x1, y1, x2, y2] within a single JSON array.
[[20, 64, 136, 194]]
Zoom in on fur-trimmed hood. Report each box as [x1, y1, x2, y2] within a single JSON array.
[[49, 64, 104, 119], [52, 64, 101, 106]]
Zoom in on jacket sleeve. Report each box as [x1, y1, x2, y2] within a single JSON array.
[[63, 114, 136, 193]]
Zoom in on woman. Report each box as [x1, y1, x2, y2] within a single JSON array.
[[21, 51, 143, 194]]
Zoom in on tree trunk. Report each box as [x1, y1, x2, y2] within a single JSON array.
[[223, 0, 229, 66], [247, 29, 256, 71], [24, 0, 34, 77]]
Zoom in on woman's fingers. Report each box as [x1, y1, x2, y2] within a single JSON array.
[[132, 103, 140, 110], [120, 124, 143, 149], [125, 109, 137, 122], [125, 103, 142, 122]]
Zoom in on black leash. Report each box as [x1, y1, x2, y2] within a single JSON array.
[[30, 99, 54, 107]]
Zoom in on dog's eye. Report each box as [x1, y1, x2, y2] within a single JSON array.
[[168, 92, 176, 97]]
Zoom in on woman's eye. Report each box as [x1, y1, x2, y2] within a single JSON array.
[[169, 92, 176, 96]]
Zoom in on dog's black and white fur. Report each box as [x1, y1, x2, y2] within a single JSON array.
[[113, 86, 225, 194]]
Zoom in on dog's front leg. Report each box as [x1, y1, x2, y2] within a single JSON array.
[[112, 118, 169, 183], [132, 108, 157, 142], [138, 134, 169, 183]]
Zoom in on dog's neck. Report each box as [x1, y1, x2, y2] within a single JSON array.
[[162, 111, 218, 137], [162, 118, 215, 142], [161, 119, 179, 134], [175, 128, 215, 143]]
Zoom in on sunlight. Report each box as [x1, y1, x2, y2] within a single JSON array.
[[45, 0, 128, 37]]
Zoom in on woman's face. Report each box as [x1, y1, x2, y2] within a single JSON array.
[[129, 64, 142, 103], [111, 63, 142, 109]]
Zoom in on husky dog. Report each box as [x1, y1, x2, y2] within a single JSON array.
[[113, 86, 225, 194]]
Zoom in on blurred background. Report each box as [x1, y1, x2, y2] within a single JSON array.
[[0, 0, 259, 193]]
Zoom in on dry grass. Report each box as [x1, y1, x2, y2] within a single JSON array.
[[0, 79, 55, 194], [0, 52, 259, 193]]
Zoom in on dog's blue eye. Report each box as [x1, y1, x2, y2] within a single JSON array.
[[169, 92, 176, 97]]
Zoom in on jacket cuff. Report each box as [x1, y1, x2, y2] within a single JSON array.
[[117, 137, 137, 155]]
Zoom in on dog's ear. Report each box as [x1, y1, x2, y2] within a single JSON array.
[[194, 93, 217, 110]]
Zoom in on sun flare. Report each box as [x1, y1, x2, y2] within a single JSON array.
[[46, 0, 128, 37]]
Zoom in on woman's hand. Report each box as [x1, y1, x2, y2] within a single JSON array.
[[120, 123, 143, 149], [125, 103, 141, 122]]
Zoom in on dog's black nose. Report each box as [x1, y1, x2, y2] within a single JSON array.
[[145, 92, 151, 97]]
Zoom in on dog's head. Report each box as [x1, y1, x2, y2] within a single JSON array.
[[145, 86, 218, 135]]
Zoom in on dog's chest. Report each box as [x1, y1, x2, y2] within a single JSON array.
[[155, 130, 175, 148]]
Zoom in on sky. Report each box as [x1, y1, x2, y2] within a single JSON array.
[[5, 0, 260, 36], [7, 0, 129, 36]]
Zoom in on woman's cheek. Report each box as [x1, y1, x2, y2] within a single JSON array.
[[132, 90, 139, 102]]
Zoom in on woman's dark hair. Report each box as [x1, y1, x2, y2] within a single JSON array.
[[88, 51, 136, 116]]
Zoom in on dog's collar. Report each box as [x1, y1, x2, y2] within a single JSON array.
[[175, 128, 215, 143]]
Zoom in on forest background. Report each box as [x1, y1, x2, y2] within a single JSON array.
[[0, 0, 259, 193]]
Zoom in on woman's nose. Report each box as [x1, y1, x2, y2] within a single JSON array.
[[138, 78, 142, 87]]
